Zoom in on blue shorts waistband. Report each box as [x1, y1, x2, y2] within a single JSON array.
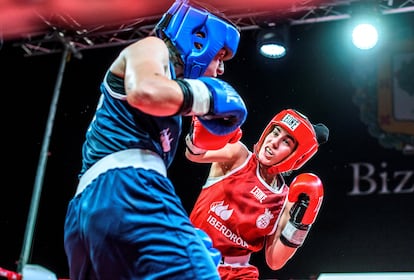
[[75, 149, 166, 196]]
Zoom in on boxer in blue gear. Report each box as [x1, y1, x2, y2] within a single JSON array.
[[63, 1, 247, 279], [156, 0, 240, 79]]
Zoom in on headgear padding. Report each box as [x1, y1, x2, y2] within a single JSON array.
[[155, 0, 240, 78]]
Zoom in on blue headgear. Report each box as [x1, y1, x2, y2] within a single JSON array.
[[155, 1, 240, 78]]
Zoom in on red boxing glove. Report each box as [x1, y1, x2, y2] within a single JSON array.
[[281, 173, 324, 248], [288, 173, 324, 225], [185, 116, 242, 155]]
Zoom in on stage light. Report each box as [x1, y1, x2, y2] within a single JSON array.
[[257, 24, 289, 59], [352, 22, 378, 50], [349, 2, 381, 50]]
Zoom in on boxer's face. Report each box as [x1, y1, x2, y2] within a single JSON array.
[[203, 49, 227, 77], [257, 125, 297, 166]]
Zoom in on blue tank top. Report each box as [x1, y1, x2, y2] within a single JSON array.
[[79, 70, 181, 177]]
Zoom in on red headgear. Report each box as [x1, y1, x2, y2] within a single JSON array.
[[254, 109, 318, 174]]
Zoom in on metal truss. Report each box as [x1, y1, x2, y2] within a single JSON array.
[[9, 0, 414, 58]]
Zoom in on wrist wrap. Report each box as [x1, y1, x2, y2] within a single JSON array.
[[280, 222, 310, 248], [175, 79, 193, 115]]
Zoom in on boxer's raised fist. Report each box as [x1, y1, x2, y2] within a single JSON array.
[[281, 173, 324, 248]]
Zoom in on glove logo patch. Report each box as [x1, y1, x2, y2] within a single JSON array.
[[281, 113, 300, 131], [256, 208, 274, 229]]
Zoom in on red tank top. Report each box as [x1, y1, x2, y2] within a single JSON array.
[[190, 152, 289, 257]]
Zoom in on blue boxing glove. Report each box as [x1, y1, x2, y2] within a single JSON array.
[[194, 228, 221, 267], [175, 77, 247, 135]]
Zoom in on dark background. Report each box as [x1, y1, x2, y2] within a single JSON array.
[[1, 11, 413, 280]]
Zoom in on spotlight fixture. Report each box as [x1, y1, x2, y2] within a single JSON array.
[[349, 1, 381, 50], [352, 22, 378, 50], [257, 24, 289, 59]]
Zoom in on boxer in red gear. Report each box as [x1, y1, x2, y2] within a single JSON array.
[[185, 109, 329, 280]]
